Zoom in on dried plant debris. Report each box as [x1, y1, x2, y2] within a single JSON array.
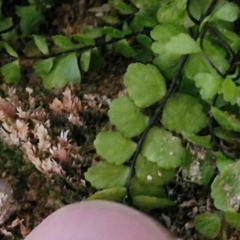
[[0, 180, 18, 225], [0, 84, 110, 177], [0, 83, 111, 238]]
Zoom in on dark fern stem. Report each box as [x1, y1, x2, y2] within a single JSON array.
[[186, 0, 201, 25], [186, 0, 218, 24], [124, 56, 189, 206], [0, 0, 140, 62], [209, 94, 239, 160], [209, 111, 237, 160], [0, 30, 145, 63], [189, 0, 240, 160], [203, 27, 240, 159], [124, 0, 221, 206], [227, 51, 240, 80], [199, 24, 236, 78]]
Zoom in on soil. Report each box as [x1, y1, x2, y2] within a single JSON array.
[[0, 1, 239, 239]]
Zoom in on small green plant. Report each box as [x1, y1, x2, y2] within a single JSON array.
[[0, 0, 158, 89], [86, 0, 240, 239]]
